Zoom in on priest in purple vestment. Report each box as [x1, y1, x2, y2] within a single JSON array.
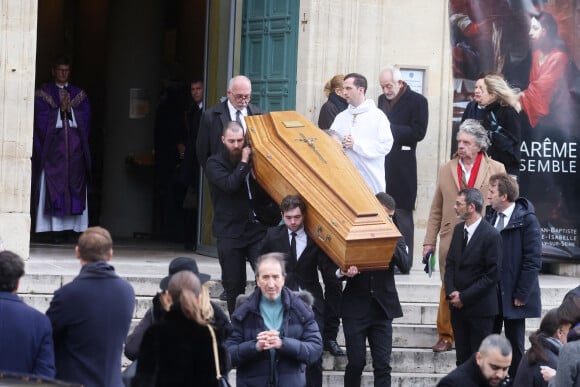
[[32, 56, 91, 234]]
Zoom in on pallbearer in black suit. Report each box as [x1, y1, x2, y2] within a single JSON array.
[[258, 195, 344, 386], [205, 121, 272, 316], [340, 193, 412, 387], [444, 188, 502, 366]]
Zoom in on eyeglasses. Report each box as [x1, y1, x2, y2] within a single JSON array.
[[232, 94, 251, 101]]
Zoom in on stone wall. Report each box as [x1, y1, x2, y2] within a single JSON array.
[[296, 0, 453, 267], [0, 0, 38, 258]]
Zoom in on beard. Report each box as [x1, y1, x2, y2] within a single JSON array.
[[228, 149, 243, 164]]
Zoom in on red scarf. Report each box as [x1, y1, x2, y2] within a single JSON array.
[[457, 152, 483, 189]]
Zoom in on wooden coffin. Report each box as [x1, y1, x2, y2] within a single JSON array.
[[246, 111, 401, 271]]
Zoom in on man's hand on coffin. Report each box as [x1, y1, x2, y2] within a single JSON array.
[[241, 145, 252, 163], [341, 265, 359, 277]]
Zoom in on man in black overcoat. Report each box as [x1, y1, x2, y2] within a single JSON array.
[[484, 173, 542, 378], [378, 65, 428, 264]]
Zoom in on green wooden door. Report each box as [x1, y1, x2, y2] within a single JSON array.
[[241, 0, 299, 111]]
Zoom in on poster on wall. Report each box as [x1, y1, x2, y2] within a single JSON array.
[[448, 0, 579, 255]]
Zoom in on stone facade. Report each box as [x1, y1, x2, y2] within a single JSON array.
[[0, 0, 37, 258], [296, 0, 453, 267], [2, 0, 577, 276]]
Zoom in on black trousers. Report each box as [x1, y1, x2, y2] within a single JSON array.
[[323, 276, 342, 342], [217, 222, 266, 315], [343, 302, 393, 387], [493, 316, 525, 379], [394, 208, 414, 264], [305, 307, 324, 387], [451, 310, 495, 365]]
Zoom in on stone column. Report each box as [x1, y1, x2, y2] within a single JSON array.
[[0, 0, 38, 258]]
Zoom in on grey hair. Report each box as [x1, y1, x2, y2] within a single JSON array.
[[379, 65, 402, 82], [459, 187, 484, 213], [458, 119, 491, 152], [228, 75, 251, 90], [256, 252, 287, 278], [479, 334, 512, 357]]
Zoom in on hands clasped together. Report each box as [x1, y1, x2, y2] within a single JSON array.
[[256, 330, 283, 351]]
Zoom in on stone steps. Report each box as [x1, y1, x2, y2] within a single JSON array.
[[18, 256, 578, 387], [228, 369, 443, 387]]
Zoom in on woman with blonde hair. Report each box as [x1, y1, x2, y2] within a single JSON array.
[[133, 271, 229, 386], [124, 257, 231, 361], [462, 72, 522, 177], [318, 73, 347, 129]]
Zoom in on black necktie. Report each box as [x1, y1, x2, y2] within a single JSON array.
[[236, 110, 243, 125], [496, 213, 505, 232], [462, 228, 468, 252], [290, 232, 297, 263]]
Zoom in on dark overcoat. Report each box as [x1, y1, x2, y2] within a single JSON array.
[[484, 198, 542, 320], [46, 261, 135, 387], [0, 293, 55, 378], [378, 85, 428, 211], [132, 305, 228, 387], [341, 235, 411, 319]]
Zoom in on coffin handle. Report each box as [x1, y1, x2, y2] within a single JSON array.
[[316, 225, 331, 242]]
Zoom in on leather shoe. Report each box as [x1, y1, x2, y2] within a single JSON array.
[[324, 339, 346, 356], [432, 339, 452, 352], [219, 290, 228, 301]]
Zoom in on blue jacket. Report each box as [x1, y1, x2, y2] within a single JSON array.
[[0, 292, 55, 378], [485, 198, 542, 319], [46, 261, 135, 387], [226, 287, 322, 387]]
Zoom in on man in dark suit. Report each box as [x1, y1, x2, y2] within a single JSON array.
[[378, 65, 428, 265], [46, 227, 135, 387], [0, 251, 55, 378], [205, 121, 274, 315], [437, 334, 512, 387], [258, 195, 343, 386], [445, 188, 502, 366], [179, 79, 204, 250], [340, 193, 412, 387], [484, 173, 542, 379], [196, 75, 264, 169]]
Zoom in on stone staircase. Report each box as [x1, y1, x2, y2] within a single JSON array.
[[19, 244, 580, 386]]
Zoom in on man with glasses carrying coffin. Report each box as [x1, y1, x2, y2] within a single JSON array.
[[196, 75, 264, 170]]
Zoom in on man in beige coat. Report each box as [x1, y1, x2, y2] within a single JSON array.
[[423, 119, 506, 352]]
